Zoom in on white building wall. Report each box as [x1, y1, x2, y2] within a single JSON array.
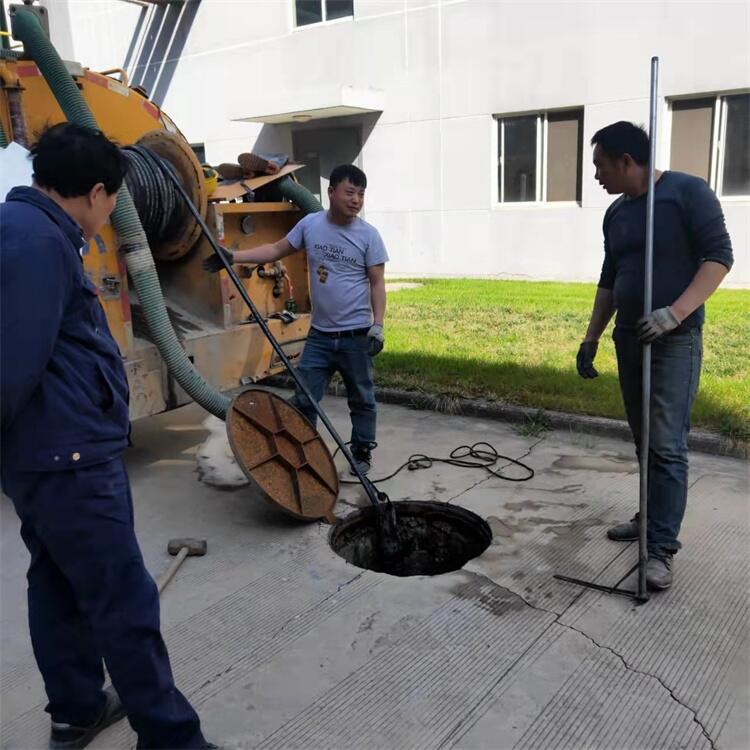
[[51, 0, 749, 285]]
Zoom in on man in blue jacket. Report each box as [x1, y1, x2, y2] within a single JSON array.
[[577, 121, 733, 591], [1, 124, 211, 749]]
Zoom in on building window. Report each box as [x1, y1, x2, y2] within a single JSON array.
[[295, 0, 353, 27], [190, 143, 206, 164], [496, 109, 583, 203], [670, 92, 749, 197]]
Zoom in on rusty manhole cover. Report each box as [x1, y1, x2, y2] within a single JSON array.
[[226, 388, 339, 521]]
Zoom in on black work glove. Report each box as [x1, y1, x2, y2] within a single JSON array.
[[637, 306, 680, 343], [202, 246, 234, 273], [576, 340, 599, 379], [367, 324, 384, 356]]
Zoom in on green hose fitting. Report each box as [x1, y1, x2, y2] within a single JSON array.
[[11, 8, 230, 418]]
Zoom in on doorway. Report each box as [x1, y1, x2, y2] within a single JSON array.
[[292, 126, 362, 209]]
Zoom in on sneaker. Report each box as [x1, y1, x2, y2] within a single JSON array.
[[349, 446, 372, 476], [646, 555, 673, 590], [49, 686, 126, 749], [606, 514, 640, 542]]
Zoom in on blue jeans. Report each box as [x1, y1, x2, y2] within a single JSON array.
[[613, 327, 703, 558], [291, 328, 377, 451], [2, 458, 205, 749]]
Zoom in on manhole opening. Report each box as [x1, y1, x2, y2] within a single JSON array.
[[330, 500, 493, 577]]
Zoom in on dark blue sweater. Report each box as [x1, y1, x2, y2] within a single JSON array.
[[1, 187, 130, 475], [598, 171, 734, 331]]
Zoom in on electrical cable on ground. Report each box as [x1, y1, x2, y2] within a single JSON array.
[[337, 441, 534, 485]]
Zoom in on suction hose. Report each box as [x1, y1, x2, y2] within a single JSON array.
[[0, 119, 7, 147], [11, 8, 230, 418], [277, 175, 323, 214]]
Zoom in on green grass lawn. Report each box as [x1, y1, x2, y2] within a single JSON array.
[[378, 279, 749, 441]]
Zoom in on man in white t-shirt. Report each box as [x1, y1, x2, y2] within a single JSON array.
[[203, 164, 388, 474]]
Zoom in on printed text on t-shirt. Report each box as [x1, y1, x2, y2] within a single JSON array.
[[314, 242, 359, 266]]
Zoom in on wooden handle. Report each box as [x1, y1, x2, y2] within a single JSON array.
[[156, 546, 188, 594]]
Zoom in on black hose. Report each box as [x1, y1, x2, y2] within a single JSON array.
[[121, 145, 183, 247]]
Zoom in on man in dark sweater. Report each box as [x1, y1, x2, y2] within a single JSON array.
[[577, 121, 733, 590], [1, 124, 213, 749]]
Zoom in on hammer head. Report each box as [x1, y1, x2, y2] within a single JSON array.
[[168, 538, 207, 556]]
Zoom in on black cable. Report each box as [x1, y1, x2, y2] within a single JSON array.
[[121, 145, 182, 246], [337, 440, 534, 485]]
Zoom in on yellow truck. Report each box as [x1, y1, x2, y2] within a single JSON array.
[[1, 4, 317, 422]]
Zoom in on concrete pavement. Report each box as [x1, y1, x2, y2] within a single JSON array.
[[2, 394, 747, 749]]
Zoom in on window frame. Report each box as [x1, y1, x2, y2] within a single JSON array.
[[667, 89, 750, 201], [292, 0, 354, 30], [493, 107, 583, 207]]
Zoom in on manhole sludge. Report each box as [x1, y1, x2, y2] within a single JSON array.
[[330, 501, 492, 577]]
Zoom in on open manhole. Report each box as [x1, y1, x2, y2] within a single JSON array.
[[330, 501, 492, 577]]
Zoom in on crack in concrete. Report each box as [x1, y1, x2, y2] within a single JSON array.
[[270, 571, 366, 640], [558, 620, 717, 750], [688, 474, 707, 490], [447, 435, 546, 504], [460, 571, 716, 749]]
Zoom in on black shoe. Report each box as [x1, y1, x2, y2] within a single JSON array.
[[49, 686, 126, 749], [606, 514, 639, 542], [349, 445, 372, 476]]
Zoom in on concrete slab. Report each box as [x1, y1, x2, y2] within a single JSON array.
[[1, 395, 748, 749]]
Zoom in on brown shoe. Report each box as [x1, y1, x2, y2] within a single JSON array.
[[216, 163, 244, 180], [237, 153, 278, 177]]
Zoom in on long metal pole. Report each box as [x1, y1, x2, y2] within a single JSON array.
[[638, 56, 659, 602]]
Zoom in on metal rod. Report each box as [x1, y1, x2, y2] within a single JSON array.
[[638, 57, 659, 603], [612, 560, 640, 591], [154, 160, 384, 510], [552, 575, 635, 599], [98, 67, 129, 86]]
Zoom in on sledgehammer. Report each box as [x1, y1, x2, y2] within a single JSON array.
[[156, 538, 207, 594]]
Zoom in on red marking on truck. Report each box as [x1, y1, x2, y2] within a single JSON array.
[[16, 64, 40, 77], [142, 100, 160, 119], [84, 70, 108, 87]]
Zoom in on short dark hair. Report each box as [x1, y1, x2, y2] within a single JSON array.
[[31, 123, 128, 197], [329, 164, 367, 189], [591, 121, 650, 166]]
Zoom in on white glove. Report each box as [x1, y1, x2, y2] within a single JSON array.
[[637, 306, 680, 343], [367, 324, 384, 356]]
